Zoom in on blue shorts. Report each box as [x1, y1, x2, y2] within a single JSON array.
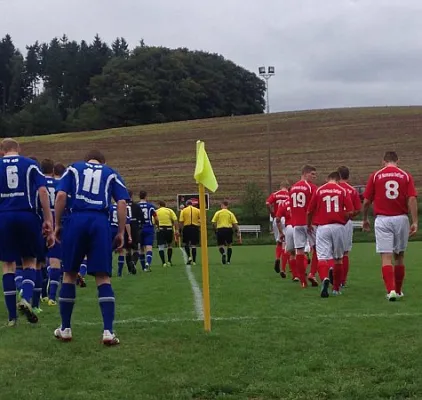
[[37, 231, 47, 263], [0, 211, 43, 262], [48, 242, 62, 260], [111, 227, 118, 250], [62, 212, 112, 277], [140, 228, 155, 247]]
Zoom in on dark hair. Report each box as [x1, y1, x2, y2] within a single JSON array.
[[384, 151, 398, 163], [337, 166, 350, 180], [54, 162, 66, 177], [222, 200, 229, 207], [41, 158, 54, 175], [328, 171, 341, 181], [139, 190, 147, 200], [186, 200, 193, 206], [85, 149, 106, 164], [302, 165, 316, 175], [159, 200, 166, 207]]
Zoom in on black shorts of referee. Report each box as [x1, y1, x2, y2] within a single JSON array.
[[124, 225, 140, 250], [216, 227, 234, 246], [157, 226, 174, 246], [182, 225, 200, 246]]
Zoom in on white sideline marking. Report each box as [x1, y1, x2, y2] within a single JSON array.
[[185, 264, 204, 320], [75, 312, 422, 327]]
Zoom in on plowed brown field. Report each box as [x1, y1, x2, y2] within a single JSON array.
[[16, 106, 422, 205]]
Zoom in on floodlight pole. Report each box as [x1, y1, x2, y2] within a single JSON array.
[[259, 67, 275, 195]]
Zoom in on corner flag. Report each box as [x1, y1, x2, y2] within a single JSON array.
[[194, 141, 217, 332], [194, 141, 218, 192]]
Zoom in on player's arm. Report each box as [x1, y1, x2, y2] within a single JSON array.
[[266, 194, 274, 217], [211, 212, 218, 231], [125, 223, 132, 243], [407, 175, 418, 236], [231, 212, 240, 236], [362, 174, 374, 232], [117, 200, 128, 236], [352, 191, 362, 218], [152, 210, 159, 228], [111, 175, 130, 249], [306, 194, 317, 230], [344, 193, 354, 218]]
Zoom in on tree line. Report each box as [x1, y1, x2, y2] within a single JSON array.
[[0, 34, 266, 137]]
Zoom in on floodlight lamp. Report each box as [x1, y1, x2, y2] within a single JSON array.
[[258, 66, 266, 75], [268, 66, 275, 74]]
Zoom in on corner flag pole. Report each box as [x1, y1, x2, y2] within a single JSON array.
[[198, 183, 211, 332]]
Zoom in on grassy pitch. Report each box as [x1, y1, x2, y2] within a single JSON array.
[[1, 243, 421, 399]]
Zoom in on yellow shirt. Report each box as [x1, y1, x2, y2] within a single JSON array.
[[212, 209, 238, 229], [156, 207, 177, 227], [179, 205, 200, 226]]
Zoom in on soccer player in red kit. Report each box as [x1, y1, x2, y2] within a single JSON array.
[[290, 165, 318, 288], [266, 181, 290, 274], [307, 171, 354, 298], [275, 199, 298, 280], [363, 152, 418, 301], [338, 166, 362, 286]]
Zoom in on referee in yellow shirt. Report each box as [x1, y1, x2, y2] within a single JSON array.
[[156, 201, 179, 267], [179, 200, 200, 265], [211, 201, 240, 265]]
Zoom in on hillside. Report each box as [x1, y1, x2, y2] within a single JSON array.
[[16, 106, 422, 205]]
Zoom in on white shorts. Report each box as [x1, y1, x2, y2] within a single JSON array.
[[375, 215, 410, 254], [316, 224, 346, 261], [284, 225, 295, 252], [293, 225, 316, 250], [273, 218, 285, 242], [344, 219, 354, 253]]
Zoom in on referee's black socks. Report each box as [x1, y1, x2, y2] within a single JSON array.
[[227, 248, 233, 263]]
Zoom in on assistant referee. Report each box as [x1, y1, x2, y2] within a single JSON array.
[[179, 200, 200, 265], [156, 200, 179, 267], [211, 201, 239, 265]]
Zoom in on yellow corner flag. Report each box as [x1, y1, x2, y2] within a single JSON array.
[[194, 141, 218, 332], [194, 141, 218, 193]]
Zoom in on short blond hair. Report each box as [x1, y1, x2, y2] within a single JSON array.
[[1, 138, 19, 153]]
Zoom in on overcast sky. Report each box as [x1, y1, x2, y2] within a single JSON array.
[[2, 0, 422, 112]]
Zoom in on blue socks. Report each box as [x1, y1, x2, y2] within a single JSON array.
[[59, 283, 76, 329], [48, 268, 61, 301], [79, 260, 87, 277], [15, 268, 23, 291], [3, 273, 17, 321], [41, 266, 48, 298], [32, 269, 43, 308], [22, 268, 36, 303], [98, 284, 115, 333], [117, 255, 124, 277], [146, 251, 153, 266], [140, 254, 146, 270]]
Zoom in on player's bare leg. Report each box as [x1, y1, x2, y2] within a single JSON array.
[[54, 271, 77, 341], [18, 257, 39, 324], [3, 261, 17, 326], [394, 252, 405, 298], [380, 253, 397, 301], [48, 257, 61, 306], [95, 273, 119, 346]]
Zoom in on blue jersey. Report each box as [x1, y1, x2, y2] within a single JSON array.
[[58, 162, 129, 213], [0, 155, 47, 212], [138, 201, 156, 230], [109, 204, 119, 228]]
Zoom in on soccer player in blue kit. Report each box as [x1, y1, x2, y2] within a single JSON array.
[[138, 191, 159, 272], [54, 150, 129, 345], [0, 138, 54, 326]]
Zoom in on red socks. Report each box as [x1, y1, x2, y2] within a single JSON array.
[[289, 257, 297, 279], [382, 265, 395, 293], [281, 251, 289, 273], [275, 243, 283, 260], [296, 254, 307, 285], [310, 249, 318, 277], [394, 265, 405, 294], [333, 263, 343, 291], [342, 255, 349, 285], [317, 260, 330, 281]]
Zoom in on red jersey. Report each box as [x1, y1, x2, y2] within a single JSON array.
[[289, 180, 318, 226], [276, 199, 292, 226], [363, 165, 417, 217], [308, 182, 354, 226], [266, 189, 289, 216], [338, 181, 362, 213]]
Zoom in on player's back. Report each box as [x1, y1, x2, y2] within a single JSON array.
[[138, 201, 156, 229], [0, 155, 44, 212], [276, 199, 292, 226], [310, 182, 351, 225], [267, 189, 290, 214], [109, 204, 118, 228], [365, 165, 417, 216], [62, 161, 124, 213], [289, 180, 317, 226], [338, 181, 362, 212]]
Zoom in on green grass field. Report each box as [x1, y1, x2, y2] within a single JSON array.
[[1, 243, 422, 400]]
